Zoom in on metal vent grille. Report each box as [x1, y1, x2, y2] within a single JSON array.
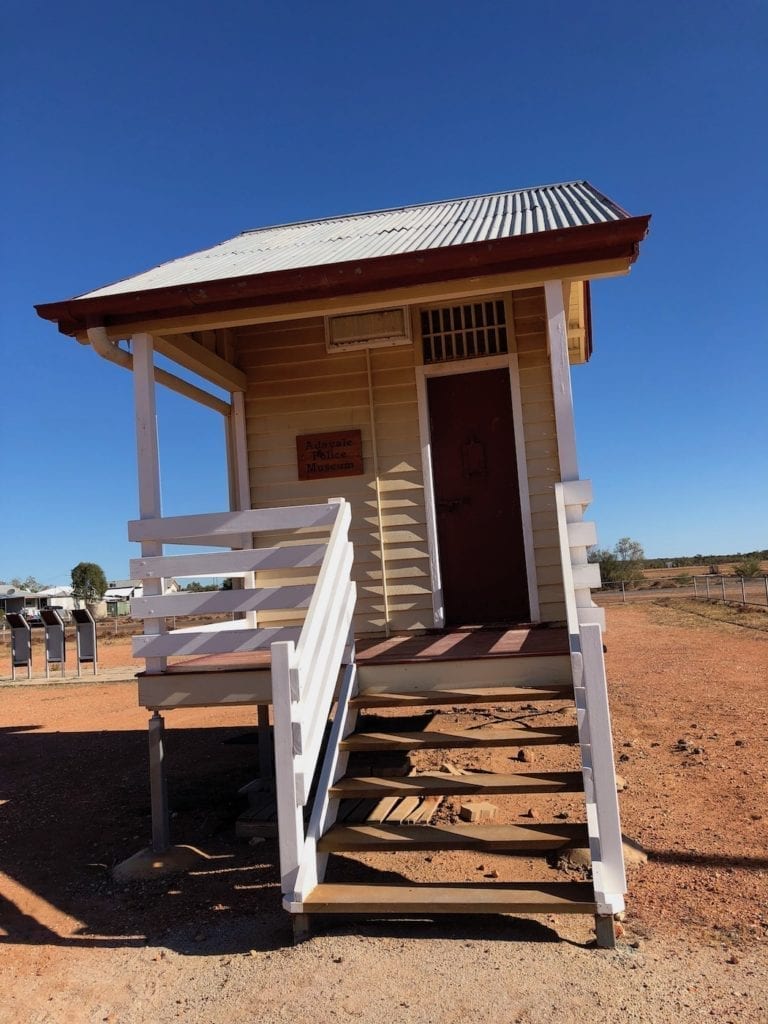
[[326, 307, 411, 352], [420, 300, 508, 364]]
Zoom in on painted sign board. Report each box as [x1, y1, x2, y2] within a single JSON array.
[[296, 429, 364, 481]]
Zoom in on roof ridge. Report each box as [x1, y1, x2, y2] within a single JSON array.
[[238, 180, 591, 237]]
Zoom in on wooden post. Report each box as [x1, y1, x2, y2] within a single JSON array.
[[721, 576, 726, 602], [693, 577, 699, 600], [740, 577, 746, 605], [148, 712, 170, 852], [764, 576, 768, 607], [131, 333, 166, 673], [229, 391, 257, 627], [621, 581, 626, 604], [271, 640, 304, 898], [705, 577, 711, 599], [257, 704, 273, 784], [544, 281, 579, 482], [580, 623, 626, 907]]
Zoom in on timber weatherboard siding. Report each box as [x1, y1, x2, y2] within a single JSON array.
[[238, 317, 433, 635], [236, 290, 566, 636]]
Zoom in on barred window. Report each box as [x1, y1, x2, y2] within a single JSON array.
[[421, 300, 508, 364]]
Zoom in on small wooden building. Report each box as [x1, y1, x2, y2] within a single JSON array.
[[37, 181, 650, 945]]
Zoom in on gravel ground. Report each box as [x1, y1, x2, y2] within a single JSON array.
[[1, 602, 766, 1023]]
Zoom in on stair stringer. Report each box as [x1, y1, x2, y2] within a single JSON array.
[[285, 661, 359, 911]]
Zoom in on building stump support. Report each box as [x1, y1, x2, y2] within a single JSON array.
[[148, 711, 171, 853], [292, 914, 311, 944], [594, 914, 617, 949]]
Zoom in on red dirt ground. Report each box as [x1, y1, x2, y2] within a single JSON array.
[[0, 601, 766, 1023]]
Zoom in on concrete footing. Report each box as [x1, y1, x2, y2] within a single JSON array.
[[112, 844, 209, 882]]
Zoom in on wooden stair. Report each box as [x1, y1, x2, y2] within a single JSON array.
[[340, 724, 579, 751], [331, 770, 584, 798], [302, 882, 597, 915], [318, 821, 587, 852], [349, 684, 573, 708], [293, 675, 612, 945]]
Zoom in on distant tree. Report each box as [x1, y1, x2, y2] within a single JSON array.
[[184, 581, 220, 592], [589, 538, 645, 585], [71, 562, 108, 604], [733, 555, 762, 578], [10, 576, 48, 593], [614, 538, 644, 564]]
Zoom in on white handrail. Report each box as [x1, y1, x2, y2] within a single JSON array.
[[555, 480, 625, 915], [270, 498, 357, 902]]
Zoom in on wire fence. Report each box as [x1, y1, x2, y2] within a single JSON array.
[[597, 575, 768, 610]]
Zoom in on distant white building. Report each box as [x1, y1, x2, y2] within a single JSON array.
[[36, 585, 77, 613], [104, 579, 179, 616]]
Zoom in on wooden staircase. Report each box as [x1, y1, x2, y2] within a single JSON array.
[[286, 672, 618, 948]]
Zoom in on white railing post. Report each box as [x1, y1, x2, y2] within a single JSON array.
[[132, 332, 167, 674], [580, 623, 626, 912], [271, 639, 304, 899]]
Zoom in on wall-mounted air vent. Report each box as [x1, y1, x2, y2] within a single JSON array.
[[325, 308, 412, 353]]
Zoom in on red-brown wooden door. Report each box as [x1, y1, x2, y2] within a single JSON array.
[[428, 368, 529, 625]]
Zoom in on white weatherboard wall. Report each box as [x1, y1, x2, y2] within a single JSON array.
[[237, 317, 433, 635], [235, 294, 566, 636]]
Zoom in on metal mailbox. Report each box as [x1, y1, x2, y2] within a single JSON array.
[[72, 608, 98, 676], [41, 608, 66, 678], [6, 613, 32, 680]]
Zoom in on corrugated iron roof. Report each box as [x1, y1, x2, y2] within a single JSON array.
[[78, 181, 631, 300]]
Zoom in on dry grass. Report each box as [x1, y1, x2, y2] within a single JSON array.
[[649, 597, 768, 632]]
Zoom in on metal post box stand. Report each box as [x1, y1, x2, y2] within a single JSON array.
[[41, 608, 66, 679], [72, 608, 98, 676], [6, 613, 32, 680]]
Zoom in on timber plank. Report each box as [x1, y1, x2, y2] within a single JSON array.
[[340, 725, 578, 752], [317, 822, 587, 853], [404, 795, 442, 824], [301, 882, 596, 915], [364, 796, 401, 824], [330, 771, 583, 798], [380, 795, 422, 825], [350, 684, 572, 707]]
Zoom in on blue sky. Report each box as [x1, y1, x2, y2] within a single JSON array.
[[2, 1, 766, 585]]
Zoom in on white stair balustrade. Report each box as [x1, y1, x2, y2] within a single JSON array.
[[268, 498, 358, 904], [555, 480, 626, 918], [127, 503, 337, 665]]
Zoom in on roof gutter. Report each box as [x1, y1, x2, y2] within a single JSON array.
[[86, 327, 231, 416], [38, 216, 651, 338]]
